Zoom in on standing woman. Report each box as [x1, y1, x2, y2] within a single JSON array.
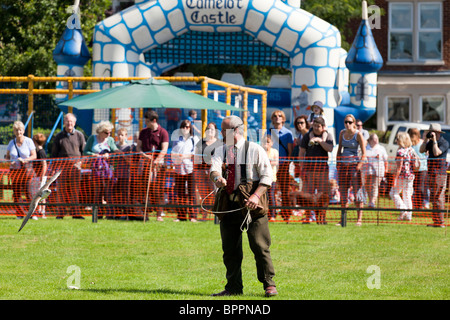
[[84, 121, 119, 217], [172, 120, 200, 222], [194, 122, 221, 220], [5, 121, 37, 218], [408, 128, 429, 209], [336, 114, 366, 226], [292, 115, 310, 157], [390, 132, 416, 221]]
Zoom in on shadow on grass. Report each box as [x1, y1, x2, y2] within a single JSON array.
[[78, 287, 263, 298], [79, 287, 208, 297]]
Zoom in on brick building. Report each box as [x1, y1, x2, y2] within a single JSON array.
[[371, 0, 450, 131]]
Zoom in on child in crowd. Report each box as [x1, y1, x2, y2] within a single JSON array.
[[31, 133, 48, 219], [116, 127, 132, 152], [307, 101, 328, 144], [262, 135, 279, 222], [307, 101, 325, 125], [329, 179, 341, 204]]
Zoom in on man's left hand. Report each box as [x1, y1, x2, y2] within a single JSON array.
[[245, 194, 260, 210]]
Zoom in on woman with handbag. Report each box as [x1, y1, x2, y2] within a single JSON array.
[[390, 132, 416, 221], [83, 121, 119, 218], [172, 120, 200, 222], [5, 121, 37, 218]]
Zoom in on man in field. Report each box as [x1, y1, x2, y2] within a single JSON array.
[[209, 115, 277, 297]]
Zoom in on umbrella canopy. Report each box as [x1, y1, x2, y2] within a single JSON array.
[[58, 78, 244, 111]]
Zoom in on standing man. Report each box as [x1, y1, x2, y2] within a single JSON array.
[[210, 115, 277, 297], [164, 107, 182, 138], [356, 119, 370, 140], [137, 110, 169, 222], [420, 123, 449, 228], [52, 113, 86, 219], [299, 117, 333, 224], [267, 110, 294, 222]]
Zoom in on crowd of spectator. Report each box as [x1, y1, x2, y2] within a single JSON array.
[[262, 106, 448, 228], [2, 106, 448, 227]]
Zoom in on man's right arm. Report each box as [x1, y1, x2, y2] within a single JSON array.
[[209, 146, 227, 188]]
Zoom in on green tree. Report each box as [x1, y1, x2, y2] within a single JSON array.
[[302, 0, 378, 50], [0, 0, 111, 77], [0, 0, 111, 129]]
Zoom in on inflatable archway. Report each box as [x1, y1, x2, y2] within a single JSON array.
[[56, 0, 382, 137]]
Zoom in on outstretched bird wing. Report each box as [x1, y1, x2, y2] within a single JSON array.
[[18, 170, 63, 232], [42, 169, 62, 190]]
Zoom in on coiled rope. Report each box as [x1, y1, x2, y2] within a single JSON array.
[[200, 189, 252, 231]]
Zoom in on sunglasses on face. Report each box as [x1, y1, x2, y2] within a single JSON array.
[[344, 121, 353, 125], [296, 121, 305, 125], [103, 131, 112, 135]]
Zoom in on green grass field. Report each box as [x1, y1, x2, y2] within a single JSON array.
[[0, 216, 448, 300]]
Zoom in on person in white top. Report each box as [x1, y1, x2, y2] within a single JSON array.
[[362, 133, 388, 208], [261, 134, 279, 222], [209, 115, 277, 297], [5, 121, 37, 218], [171, 120, 200, 222]]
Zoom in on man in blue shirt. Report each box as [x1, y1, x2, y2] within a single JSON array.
[[420, 123, 449, 227], [267, 110, 294, 222]]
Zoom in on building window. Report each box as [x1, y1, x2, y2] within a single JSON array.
[[387, 97, 410, 122], [418, 3, 442, 60], [421, 96, 445, 122], [389, 1, 442, 62], [389, 3, 413, 61]]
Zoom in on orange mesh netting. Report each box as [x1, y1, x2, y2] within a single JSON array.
[[0, 154, 448, 225]]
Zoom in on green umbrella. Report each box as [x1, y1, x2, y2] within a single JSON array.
[[58, 78, 244, 111]]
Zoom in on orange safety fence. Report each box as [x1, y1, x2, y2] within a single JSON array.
[[0, 154, 449, 226]]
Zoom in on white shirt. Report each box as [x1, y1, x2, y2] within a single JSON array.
[[363, 144, 388, 177], [7, 137, 36, 169], [210, 138, 273, 190], [171, 135, 199, 175]]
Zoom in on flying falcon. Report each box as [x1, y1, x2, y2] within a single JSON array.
[[18, 170, 63, 232]]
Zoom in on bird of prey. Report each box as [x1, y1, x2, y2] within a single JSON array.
[[18, 170, 63, 232]]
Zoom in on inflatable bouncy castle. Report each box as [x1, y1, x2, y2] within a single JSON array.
[[54, 0, 382, 138]]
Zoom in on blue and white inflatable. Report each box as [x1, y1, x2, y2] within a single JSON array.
[[54, 0, 382, 137]]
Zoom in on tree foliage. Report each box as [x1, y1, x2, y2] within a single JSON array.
[[302, 0, 378, 51], [0, 0, 111, 77]]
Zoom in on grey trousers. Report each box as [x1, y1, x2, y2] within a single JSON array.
[[220, 206, 276, 294]]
